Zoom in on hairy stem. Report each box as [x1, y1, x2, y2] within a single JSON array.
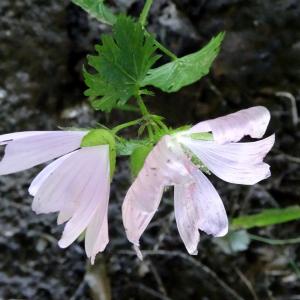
[[139, 0, 153, 27], [112, 118, 143, 134], [150, 32, 178, 61], [140, 0, 177, 61], [136, 94, 154, 139]]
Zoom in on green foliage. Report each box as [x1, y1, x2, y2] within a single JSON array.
[[71, 0, 116, 25], [84, 15, 160, 112], [81, 129, 116, 178], [231, 206, 300, 230], [130, 144, 153, 177], [116, 138, 150, 156], [142, 32, 225, 92]]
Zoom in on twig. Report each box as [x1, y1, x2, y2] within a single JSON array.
[[131, 283, 173, 300], [70, 279, 86, 300], [275, 91, 299, 126], [234, 267, 258, 300], [153, 212, 175, 251], [148, 259, 170, 298], [119, 250, 245, 300]]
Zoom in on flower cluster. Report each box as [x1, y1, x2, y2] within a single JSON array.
[[0, 107, 274, 263]]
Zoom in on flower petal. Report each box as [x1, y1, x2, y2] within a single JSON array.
[[85, 204, 109, 264], [182, 135, 275, 185], [174, 183, 200, 255], [122, 184, 164, 248], [122, 136, 195, 252], [189, 106, 271, 144], [128, 136, 193, 213], [0, 131, 45, 145], [29, 153, 73, 197], [31, 150, 86, 214], [0, 131, 86, 175], [189, 167, 228, 237], [58, 146, 110, 248]]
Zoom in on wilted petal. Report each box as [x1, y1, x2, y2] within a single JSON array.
[[58, 146, 110, 248], [189, 106, 271, 144], [128, 136, 193, 213], [189, 167, 228, 237], [174, 183, 200, 255], [0, 131, 86, 175], [122, 136, 194, 251], [122, 184, 163, 248], [182, 135, 275, 185]]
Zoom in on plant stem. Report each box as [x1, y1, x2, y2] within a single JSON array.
[[249, 234, 300, 245], [136, 94, 154, 139], [112, 118, 143, 134], [139, 0, 153, 27], [139, 0, 177, 61], [153, 37, 178, 61], [145, 31, 178, 61]]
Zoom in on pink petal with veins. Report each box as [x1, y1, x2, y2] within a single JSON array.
[[122, 136, 193, 251], [174, 161, 228, 255], [127, 136, 193, 213], [29, 152, 73, 197], [174, 183, 200, 255], [190, 106, 271, 144], [30, 145, 110, 263], [181, 134, 275, 185], [58, 146, 110, 250], [0, 131, 86, 175], [85, 201, 109, 264]]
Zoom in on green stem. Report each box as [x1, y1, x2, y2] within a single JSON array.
[[112, 118, 143, 134], [145, 31, 177, 61], [136, 94, 154, 139], [140, 0, 177, 61], [249, 234, 300, 245], [155, 118, 169, 131], [139, 0, 153, 27]]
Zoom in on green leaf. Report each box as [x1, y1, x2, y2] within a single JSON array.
[[84, 15, 160, 112], [81, 129, 116, 178], [83, 69, 120, 111], [130, 144, 153, 177], [71, 0, 116, 25], [231, 206, 300, 230], [141, 32, 225, 93]]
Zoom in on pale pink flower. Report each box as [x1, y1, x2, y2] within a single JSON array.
[[122, 106, 275, 257], [0, 131, 110, 263]]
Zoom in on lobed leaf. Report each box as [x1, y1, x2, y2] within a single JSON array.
[[84, 15, 160, 112], [142, 32, 225, 93]]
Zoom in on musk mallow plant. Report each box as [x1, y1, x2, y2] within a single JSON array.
[[122, 107, 275, 257], [0, 0, 275, 263]]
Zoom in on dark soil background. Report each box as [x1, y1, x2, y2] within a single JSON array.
[[0, 0, 300, 299]]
